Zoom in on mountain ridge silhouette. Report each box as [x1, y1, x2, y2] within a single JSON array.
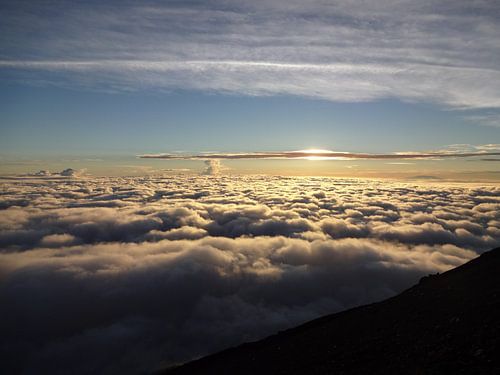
[[165, 247, 500, 374]]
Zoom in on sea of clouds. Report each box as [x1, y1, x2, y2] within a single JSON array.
[[1, 175, 499, 373]]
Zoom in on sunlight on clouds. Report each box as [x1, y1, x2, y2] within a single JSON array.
[[296, 149, 351, 161], [0, 174, 499, 373]]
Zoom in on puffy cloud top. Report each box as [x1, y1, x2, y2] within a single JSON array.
[[0, 175, 499, 373]]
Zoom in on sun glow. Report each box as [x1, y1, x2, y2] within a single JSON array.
[[295, 149, 350, 161], [297, 149, 333, 154]]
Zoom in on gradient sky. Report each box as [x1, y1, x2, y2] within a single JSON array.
[[1, 0, 499, 177]]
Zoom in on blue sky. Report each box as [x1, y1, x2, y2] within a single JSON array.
[[2, 83, 499, 156], [1, 0, 499, 176]]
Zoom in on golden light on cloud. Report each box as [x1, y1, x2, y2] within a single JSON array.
[[140, 145, 500, 162], [295, 149, 347, 160]]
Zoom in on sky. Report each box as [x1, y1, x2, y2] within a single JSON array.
[[1, 0, 499, 178], [1, 2, 500, 373]]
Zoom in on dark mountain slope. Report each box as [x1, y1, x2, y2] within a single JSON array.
[[168, 247, 500, 374]]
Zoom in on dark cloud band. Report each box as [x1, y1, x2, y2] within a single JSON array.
[[140, 149, 500, 160]]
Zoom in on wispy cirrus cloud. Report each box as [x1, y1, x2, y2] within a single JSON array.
[[464, 113, 500, 128], [1, 0, 500, 109]]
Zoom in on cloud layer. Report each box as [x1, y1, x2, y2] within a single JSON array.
[[1, 174, 499, 373], [1, 0, 500, 110], [140, 145, 500, 161]]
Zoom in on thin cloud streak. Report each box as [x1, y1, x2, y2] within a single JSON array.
[[3, 59, 498, 75], [1, 59, 500, 109], [140, 149, 500, 161], [0, 60, 402, 73]]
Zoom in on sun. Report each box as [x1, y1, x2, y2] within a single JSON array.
[[293, 148, 350, 160], [297, 149, 332, 154], [297, 149, 333, 160]]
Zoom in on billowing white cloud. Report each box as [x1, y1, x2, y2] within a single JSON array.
[[202, 160, 222, 175], [0, 174, 499, 373]]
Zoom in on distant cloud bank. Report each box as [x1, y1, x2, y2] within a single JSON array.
[[28, 168, 86, 177], [1, 174, 499, 373], [140, 145, 500, 161]]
